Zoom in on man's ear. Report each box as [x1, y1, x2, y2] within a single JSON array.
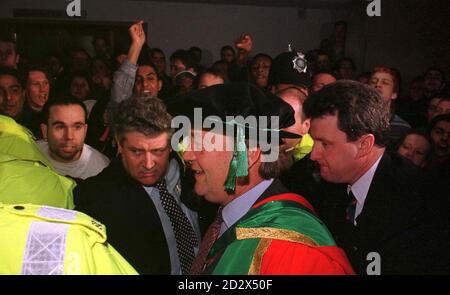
[[158, 79, 162, 92], [15, 53, 20, 66], [247, 147, 262, 169], [301, 118, 311, 135], [357, 134, 375, 158], [40, 123, 47, 139], [391, 92, 398, 100]]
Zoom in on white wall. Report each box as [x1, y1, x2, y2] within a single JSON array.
[[0, 0, 339, 66]]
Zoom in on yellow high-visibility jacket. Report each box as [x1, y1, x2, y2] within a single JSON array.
[[0, 203, 138, 275], [0, 115, 75, 209]]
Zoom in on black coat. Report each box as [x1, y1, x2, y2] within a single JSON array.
[[74, 156, 217, 274], [74, 158, 173, 274], [314, 153, 450, 274]]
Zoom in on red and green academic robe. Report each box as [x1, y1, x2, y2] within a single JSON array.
[[204, 193, 355, 275]]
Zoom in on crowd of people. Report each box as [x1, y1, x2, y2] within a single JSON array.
[[0, 19, 449, 275]]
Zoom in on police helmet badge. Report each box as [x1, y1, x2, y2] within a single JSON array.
[[292, 51, 307, 74]]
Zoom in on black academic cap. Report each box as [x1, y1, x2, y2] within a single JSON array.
[[268, 51, 312, 88], [167, 82, 299, 190], [167, 82, 299, 139]]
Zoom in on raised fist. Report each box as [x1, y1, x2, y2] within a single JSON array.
[[128, 20, 146, 47]]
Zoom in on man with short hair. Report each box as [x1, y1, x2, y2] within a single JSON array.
[[150, 48, 172, 98], [74, 94, 201, 274], [0, 66, 25, 121], [304, 80, 448, 274], [21, 66, 51, 138], [108, 21, 162, 117], [276, 87, 310, 151], [369, 66, 411, 148], [276, 87, 318, 203], [172, 83, 353, 275], [38, 97, 109, 180], [249, 53, 272, 89]]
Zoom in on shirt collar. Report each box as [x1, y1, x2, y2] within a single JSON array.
[[221, 179, 274, 230], [347, 154, 383, 207]]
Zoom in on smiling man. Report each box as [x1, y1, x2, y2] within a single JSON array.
[[108, 21, 162, 118], [170, 83, 354, 275], [0, 66, 25, 121]]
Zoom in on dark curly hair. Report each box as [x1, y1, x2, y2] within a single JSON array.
[[112, 94, 172, 144]]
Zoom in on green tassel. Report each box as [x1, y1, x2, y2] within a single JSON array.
[[235, 125, 248, 177], [224, 125, 249, 191], [224, 151, 238, 190]]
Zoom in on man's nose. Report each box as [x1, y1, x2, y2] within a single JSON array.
[[309, 142, 320, 161], [143, 153, 155, 170], [183, 148, 195, 162], [65, 128, 74, 139]]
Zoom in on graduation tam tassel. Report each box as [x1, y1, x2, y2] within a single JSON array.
[[224, 125, 248, 191]]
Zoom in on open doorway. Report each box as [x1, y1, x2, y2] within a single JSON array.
[[0, 18, 147, 65]]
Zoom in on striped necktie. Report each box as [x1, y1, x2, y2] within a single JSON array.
[[346, 190, 357, 224], [190, 207, 223, 275]]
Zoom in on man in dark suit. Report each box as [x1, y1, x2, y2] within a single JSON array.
[[304, 80, 449, 274], [74, 95, 201, 274]]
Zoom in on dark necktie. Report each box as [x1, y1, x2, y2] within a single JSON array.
[[346, 190, 357, 224], [156, 179, 198, 274], [190, 207, 223, 275]]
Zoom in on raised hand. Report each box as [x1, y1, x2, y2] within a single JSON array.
[[127, 20, 146, 65], [128, 20, 146, 47], [235, 34, 253, 55]]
